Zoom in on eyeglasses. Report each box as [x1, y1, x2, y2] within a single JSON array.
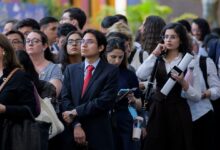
[[10, 39, 24, 45], [25, 38, 42, 45], [60, 17, 71, 21], [81, 39, 96, 45], [162, 35, 179, 40], [67, 39, 82, 45]]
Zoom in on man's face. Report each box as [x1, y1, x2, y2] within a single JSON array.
[[18, 26, 33, 38], [60, 12, 72, 24], [6, 33, 25, 51], [60, 12, 79, 30], [41, 22, 58, 45]]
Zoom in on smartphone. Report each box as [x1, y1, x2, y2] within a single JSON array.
[[117, 88, 137, 97], [117, 89, 131, 97]]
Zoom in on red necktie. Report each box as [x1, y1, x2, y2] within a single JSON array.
[[82, 65, 94, 96]]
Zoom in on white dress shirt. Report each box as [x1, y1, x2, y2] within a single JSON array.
[[184, 55, 220, 121]]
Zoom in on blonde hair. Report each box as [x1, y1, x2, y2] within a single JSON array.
[[106, 22, 133, 48]]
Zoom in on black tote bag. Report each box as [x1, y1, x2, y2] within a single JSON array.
[[0, 118, 50, 150]]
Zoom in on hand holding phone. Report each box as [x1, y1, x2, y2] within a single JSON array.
[[117, 88, 137, 101]]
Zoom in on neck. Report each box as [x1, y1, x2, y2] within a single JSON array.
[[68, 55, 82, 64], [86, 56, 99, 64], [166, 49, 180, 62], [30, 54, 48, 72]]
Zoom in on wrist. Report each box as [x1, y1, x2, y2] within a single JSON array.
[[71, 109, 77, 116], [74, 123, 81, 128], [152, 51, 159, 57], [181, 80, 189, 91]]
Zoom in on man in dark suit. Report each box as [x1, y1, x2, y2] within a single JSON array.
[[62, 29, 118, 150]]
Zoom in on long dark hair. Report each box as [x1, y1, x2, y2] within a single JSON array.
[[60, 31, 83, 72], [141, 15, 166, 54], [105, 38, 127, 69], [15, 50, 41, 93]]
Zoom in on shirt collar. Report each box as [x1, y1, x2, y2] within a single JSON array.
[[84, 58, 100, 71]]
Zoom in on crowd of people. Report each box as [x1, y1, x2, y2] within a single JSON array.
[[0, 6, 220, 150]]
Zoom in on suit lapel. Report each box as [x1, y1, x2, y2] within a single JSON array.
[[82, 60, 104, 99], [75, 63, 84, 101]]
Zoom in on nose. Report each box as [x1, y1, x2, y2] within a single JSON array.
[[115, 58, 121, 65]]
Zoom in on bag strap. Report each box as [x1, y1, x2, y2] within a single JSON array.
[[139, 50, 144, 64], [0, 68, 19, 92], [144, 57, 160, 104], [199, 56, 209, 89], [128, 47, 137, 64]]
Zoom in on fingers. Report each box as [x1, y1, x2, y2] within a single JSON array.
[[74, 127, 86, 145], [171, 72, 184, 83], [62, 111, 73, 123], [202, 90, 211, 99], [127, 93, 135, 103], [152, 43, 167, 56]]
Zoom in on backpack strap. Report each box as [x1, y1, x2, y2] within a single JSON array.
[[199, 56, 209, 89], [128, 48, 137, 64], [139, 50, 144, 64]]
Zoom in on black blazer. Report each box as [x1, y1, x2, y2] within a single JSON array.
[[61, 60, 119, 150], [0, 69, 37, 123]]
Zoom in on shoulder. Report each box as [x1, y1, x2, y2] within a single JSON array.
[[9, 69, 32, 87], [12, 69, 29, 80], [99, 60, 118, 71], [120, 68, 137, 78], [65, 63, 82, 71]]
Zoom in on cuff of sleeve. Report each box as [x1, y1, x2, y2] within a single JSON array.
[[209, 88, 218, 100], [72, 118, 80, 128]]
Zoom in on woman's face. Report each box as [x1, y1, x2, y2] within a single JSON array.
[[81, 33, 102, 58], [164, 29, 180, 51], [191, 23, 202, 41], [66, 33, 82, 56], [25, 32, 46, 56], [107, 49, 124, 67]]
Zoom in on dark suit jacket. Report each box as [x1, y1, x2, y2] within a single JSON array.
[[61, 60, 119, 150]]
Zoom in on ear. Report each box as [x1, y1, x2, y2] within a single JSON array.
[[43, 43, 49, 51], [71, 19, 79, 29], [98, 45, 104, 52]]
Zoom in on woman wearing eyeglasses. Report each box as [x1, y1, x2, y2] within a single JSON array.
[[25, 30, 62, 98], [137, 23, 194, 150], [59, 31, 83, 72]]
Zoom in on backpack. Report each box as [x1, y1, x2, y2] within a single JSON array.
[[199, 56, 209, 89], [128, 47, 144, 64], [199, 56, 220, 132]]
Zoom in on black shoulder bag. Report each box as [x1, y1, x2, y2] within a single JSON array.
[[0, 68, 51, 150]]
